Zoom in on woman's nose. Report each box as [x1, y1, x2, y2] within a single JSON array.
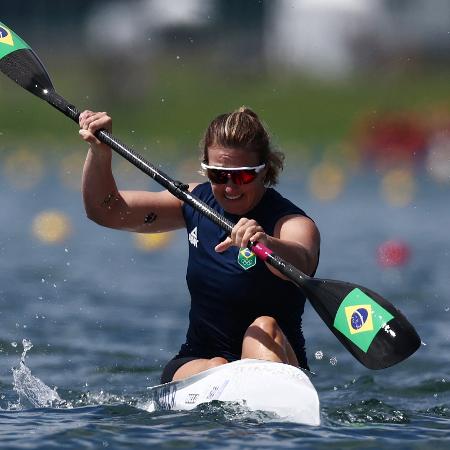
[[225, 174, 238, 188]]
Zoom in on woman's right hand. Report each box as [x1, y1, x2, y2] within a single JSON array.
[[79, 110, 112, 152]]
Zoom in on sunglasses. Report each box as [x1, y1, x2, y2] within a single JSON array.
[[201, 162, 266, 185]]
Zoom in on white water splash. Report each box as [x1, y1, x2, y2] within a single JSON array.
[[12, 339, 70, 409]]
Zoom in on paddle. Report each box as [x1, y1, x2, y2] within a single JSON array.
[[0, 21, 421, 369]]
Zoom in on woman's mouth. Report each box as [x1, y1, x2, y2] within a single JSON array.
[[224, 193, 243, 200]]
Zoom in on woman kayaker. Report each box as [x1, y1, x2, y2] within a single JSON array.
[[79, 107, 320, 383]]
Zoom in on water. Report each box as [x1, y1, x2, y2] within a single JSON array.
[[0, 162, 449, 449]]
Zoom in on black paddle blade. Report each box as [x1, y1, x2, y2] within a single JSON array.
[[0, 47, 54, 98], [0, 22, 79, 121], [0, 22, 54, 98], [303, 278, 421, 369]]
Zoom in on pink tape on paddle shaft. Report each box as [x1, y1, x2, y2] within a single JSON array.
[[251, 242, 273, 261]]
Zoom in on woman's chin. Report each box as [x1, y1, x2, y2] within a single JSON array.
[[220, 198, 248, 215]]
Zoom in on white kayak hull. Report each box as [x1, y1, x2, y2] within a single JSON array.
[[144, 359, 320, 426]]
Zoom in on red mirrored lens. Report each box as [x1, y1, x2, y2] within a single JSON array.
[[235, 170, 257, 185], [206, 169, 258, 185]]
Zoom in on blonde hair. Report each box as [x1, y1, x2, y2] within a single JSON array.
[[201, 106, 284, 186]]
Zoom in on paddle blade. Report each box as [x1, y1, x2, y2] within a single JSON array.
[[0, 22, 54, 98], [304, 278, 421, 369]]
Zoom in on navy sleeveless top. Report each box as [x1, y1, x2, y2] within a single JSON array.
[[179, 182, 312, 368]]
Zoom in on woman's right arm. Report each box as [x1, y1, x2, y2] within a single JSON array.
[[79, 110, 188, 233]]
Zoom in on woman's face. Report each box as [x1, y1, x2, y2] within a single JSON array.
[[206, 146, 267, 215]]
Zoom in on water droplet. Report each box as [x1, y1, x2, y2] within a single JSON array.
[[314, 350, 323, 360], [11, 342, 17, 348], [330, 356, 338, 366], [23, 339, 33, 353]]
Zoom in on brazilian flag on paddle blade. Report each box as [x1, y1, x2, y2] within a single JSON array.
[[0, 22, 30, 59], [333, 288, 394, 353]]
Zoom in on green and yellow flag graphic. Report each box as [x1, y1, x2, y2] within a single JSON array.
[[333, 288, 394, 352], [237, 247, 257, 270], [0, 22, 30, 59]]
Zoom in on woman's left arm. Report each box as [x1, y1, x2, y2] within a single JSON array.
[[268, 215, 320, 277]]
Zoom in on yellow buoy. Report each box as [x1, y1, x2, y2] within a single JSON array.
[[308, 161, 346, 201], [3, 149, 44, 190], [133, 232, 173, 251], [381, 168, 415, 207], [32, 210, 72, 244]]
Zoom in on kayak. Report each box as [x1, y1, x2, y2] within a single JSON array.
[[144, 358, 320, 426]]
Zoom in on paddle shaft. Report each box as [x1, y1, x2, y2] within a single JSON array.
[[46, 90, 307, 285]]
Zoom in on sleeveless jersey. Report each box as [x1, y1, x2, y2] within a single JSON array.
[[179, 182, 313, 368]]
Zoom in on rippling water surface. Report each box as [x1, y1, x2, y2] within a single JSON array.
[[0, 163, 448, 449]]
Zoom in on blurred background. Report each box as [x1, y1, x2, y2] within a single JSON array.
[[1, 1, 449, 249], [2, 0, 450, 170], [0, 0, 449, 411]]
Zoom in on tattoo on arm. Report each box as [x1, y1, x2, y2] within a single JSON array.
[[101, 192, 117, 208], [144, 212, 157, 224]]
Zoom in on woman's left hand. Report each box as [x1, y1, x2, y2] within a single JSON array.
[[215, 218, 268, 252]]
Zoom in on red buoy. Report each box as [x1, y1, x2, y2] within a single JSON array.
[[377, 240, 411, 268]]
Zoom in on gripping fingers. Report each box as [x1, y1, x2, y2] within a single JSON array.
[[216, 219, 266, 253], [233, 219, 266, 249], [79, 111, 112, 146]]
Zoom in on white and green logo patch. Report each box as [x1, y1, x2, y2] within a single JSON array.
[[237, 248, 256, 270]]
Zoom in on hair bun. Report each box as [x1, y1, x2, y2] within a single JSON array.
[[236, 106, 258, 119]]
